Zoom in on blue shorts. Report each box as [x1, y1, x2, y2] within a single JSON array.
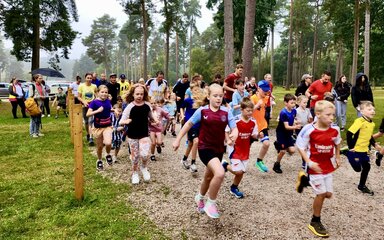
[[347, 151, 370, 172], [276, 134, 295, 150]]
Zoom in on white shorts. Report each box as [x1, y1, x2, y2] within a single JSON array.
[[230, 159, 249, 172], [309, 173, 333, 195]]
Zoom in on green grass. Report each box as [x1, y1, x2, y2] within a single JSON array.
[[0, 101, 167, 239]]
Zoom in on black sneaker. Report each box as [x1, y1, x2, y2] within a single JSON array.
[[150, 155, 156, 161], [376, 151, 383, 167], [308, 221, 329, 237], [296, 171, 309, 193], [89, 138, 95, 147], [86, 134, 90, 142], [156, 145, 162, 154], [161, 142, 165, 148], [358, 185, 374, 196], [340, 146, 349, 156], [96, 160, 103, 171], [172, 131, 177, 137], [106, 155, 113, 165], [273, 162, 283, 174]]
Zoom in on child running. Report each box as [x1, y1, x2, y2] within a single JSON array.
[[222, 97, 258, 198], [51, 87, 68, 119], [231, 78, 249, 117], [86, 85, 113, 170], [173, 84, 238, 218], [111, 104, 124, 163], [120, 84, 156, 184], [251, 80, 271, 172], [149, 99, 170, 161], [272, 93, 301, 173], [179, 83, 206, 172], [373, 118, 384, 166], [346, 101, 381, 195], [163, 93, 177, 136], [296, 100, 341, 238]]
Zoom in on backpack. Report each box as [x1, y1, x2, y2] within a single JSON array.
[[24, 84, 41, 116]]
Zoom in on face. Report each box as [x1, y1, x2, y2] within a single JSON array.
[[286, 99, 296, 110], [360, 105, 375, 119], [98, 88, 109, 100], [101, 74, 106, 80], [321, 74, 331, 85], [250, 78, 256, 85], [157, 74, 164, 82], [182, 77, 188, 83], [265, 74, 272, 82], [299, 99, 308, 108], [114, 108, 122, 117], [305, 77, 312, 84], [208, 86, 223, 109], [133, 87, 144, 102], [258, 88, 268, 98], [236, 82, 245, 92], [58, 88, 63, 93], [151, 101, 157, 109], [110, 76, 117, 83], [316, 107, 335, 126], [36, 75, 43, 83], [341, 76, 347, 83], [85, 74, 92, 83], [120, 78, 125, 82], [191, 86, 200, 96], [235, 68, 243, 76], [170, 93, 176, 101], [92, 73, 97, 79], [241, 107, 253, 119]]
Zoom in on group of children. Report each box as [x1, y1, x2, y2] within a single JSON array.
[[81, 74, 384, 238]]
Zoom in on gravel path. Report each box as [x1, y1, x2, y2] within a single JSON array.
[[98, 130, 384, 239]]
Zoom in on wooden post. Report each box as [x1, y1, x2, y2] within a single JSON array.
[[73, 104, 84, 200], [68, 89, 74, 144]]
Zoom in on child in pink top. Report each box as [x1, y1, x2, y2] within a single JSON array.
[[149, 98, 170, 161]]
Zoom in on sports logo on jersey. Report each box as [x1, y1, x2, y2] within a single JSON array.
[[221, 115, 227, 122], [203, 115, 208, 120]]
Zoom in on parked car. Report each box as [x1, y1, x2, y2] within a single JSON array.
[[0, 82, 10, 98]]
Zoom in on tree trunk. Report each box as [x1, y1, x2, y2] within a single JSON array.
[[189, 16, 193, 76], [165, 31, 170, 80], [175, 32, 179, 80], [103, 40, 110, 74], [270, 26, 274, 80], [242, 0, 256, 79], [224, 0, 234, 76], [364, 0, 370, 78], [351, 0, 360, 85], [31, 0, 40, 71], [286, 0, 294, 90], [141, 0, 148, 80], [311, 0, 320, 77]]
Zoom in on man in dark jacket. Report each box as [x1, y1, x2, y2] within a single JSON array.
[[351, 72, 374, 116], [295, 74, 312, 108], [107, 73, 120, 105], [173, 73, 190, 122]]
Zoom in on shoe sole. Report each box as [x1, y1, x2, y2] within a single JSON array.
[[356, 188, 374, 196], [296, 172, 307, 193], [181, 160, 190, 169], [229, 190, 244, 199], [308, 224, 329, 238], [204, 210, 220, 219]]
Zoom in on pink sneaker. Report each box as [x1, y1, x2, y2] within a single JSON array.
[[194, 194, 205, 213], [203, 199, 220, 218]]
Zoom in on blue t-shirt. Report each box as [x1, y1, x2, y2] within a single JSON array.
[[185, 88, 192, 99], [183, 98, 200, 129], [89, 98, 112, 128], [231, 90, 249, 116], [163, 101, 177, 116], [276, 107, 296, 139]]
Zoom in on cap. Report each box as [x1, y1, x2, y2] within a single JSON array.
[[110, 73, 117, 78], [258, 80, 271, 92], [301, 74, 312, 80], [119, 74, 126, 79]]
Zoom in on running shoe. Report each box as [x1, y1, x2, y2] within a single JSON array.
[[150, 155, 156, 161], [296, 170, 309, 193], [106, 155, 113, 165], [190, 163, 198, 173], [156, 145, 162, 154], [308, 221, 329, 238], [222, 159, 228, 172], [37, 133, 44, 137], [96, 160, 103, 171], [131, 171, 140, 184], [194, 194, 205, 214], [357, 185, 374, 196], [255, 160, 268, 172], [376, 151, 383, 167], [203, 200, 220, 218], [140, 166, 151, 182], [172, 131, 177, 137], [230, 186, 244, 199], [340, 146, 349, 156], [181, 159, 190, 169], [273, 162, 283, 174], [89, 138, 95, 147]]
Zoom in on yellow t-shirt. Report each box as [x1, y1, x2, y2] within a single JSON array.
[[348, 117, 375, 152], [119, 81, 130, 97], [78, 83, 97, 103], [251, 94, 269, 131]]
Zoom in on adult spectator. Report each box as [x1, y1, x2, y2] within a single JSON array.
[[334, 74, 351, 131], [8, 77, 27, 118], [41, 80, 51, 117], [146, 70, 168, 101], [91, 72, 101, 87], [210, 73, 223, 86], [29, 74, 46, 137], [264, 73, 275, 125], [295, 74, 312, 108], [107, 73, 120, 105], [351, 72, 374, 117], [173, 73, 190, 118], [223, 64, 243, 103], [99, 73, 108, 86], [69, 76, 82, 104], [118, 74, 130, 97], [305, 70, 333, 116]]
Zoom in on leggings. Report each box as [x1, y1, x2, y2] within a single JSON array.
[[128, 137, 151, 169]]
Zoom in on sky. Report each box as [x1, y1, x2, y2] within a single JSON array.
[[68, 0, 215, 59]]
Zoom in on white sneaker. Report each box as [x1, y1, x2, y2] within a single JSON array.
[[47, 114, 51, 117], [190, 163, 198, 173], [31, 134, 39, 138], [131, 171, 140, 184], [41, 114, 45, 117], [37, 133, 44, 137], [140, 166, 151, 182]]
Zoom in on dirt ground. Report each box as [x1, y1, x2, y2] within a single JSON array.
[[98, 130, 384, 239]]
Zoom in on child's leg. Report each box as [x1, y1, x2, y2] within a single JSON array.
[[95, 133, 103, 160], [287, 146, 296, 155], [128, 139, 140, 171], [276, 150, 286, 163], [191, 138, 199, 160], [184, 140, 193, 158], [202, 158, 225, 200], [102, 127, 112, 155], [312, 193, 327, 218], [359, 159, 371, 188], [138, 137, 151, 168], [149, 132, 156, 155], [258, 140, 270, 159], [155, 132, 162, 146]]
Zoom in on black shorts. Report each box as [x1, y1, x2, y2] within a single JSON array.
[[260, 128, 269, 142], [187, 128, 199, 141], [58, 103, 66, 109], [198, 149, 224, 166], [275, 135, 296, 150]]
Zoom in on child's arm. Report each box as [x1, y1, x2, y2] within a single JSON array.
[[86, 106, 103, 117], [335, 143, 341, 169], [297, 148, 322, 173], [284, 122, 301, 131], [173, 121, 194, 151], [51, 96, 57, 107]]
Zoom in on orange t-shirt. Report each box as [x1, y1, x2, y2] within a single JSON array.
[[251, 94, 269, 131]]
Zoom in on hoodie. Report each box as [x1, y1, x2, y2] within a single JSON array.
[[351, 73, 373, 108]]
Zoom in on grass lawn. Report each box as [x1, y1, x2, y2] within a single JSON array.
[[0, 101, 167, 239]]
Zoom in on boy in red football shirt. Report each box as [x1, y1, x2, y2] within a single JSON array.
[[222, 97, 258, 198], [296, 100, 341, 238]]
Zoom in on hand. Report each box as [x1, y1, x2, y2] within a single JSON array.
[[228, 132, 237, 143], [335, 157, 341, 169], [172, 140, 180, 151], [308, 161, 322, 173], [176, 96, 181, 101], [311, 95, 318, 100], [344, 100, 348, 103], [97, 106, 104, 113], [83, 101, 89, 107], [296, 124, 302, 130], [227, 139, 234, 146]]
